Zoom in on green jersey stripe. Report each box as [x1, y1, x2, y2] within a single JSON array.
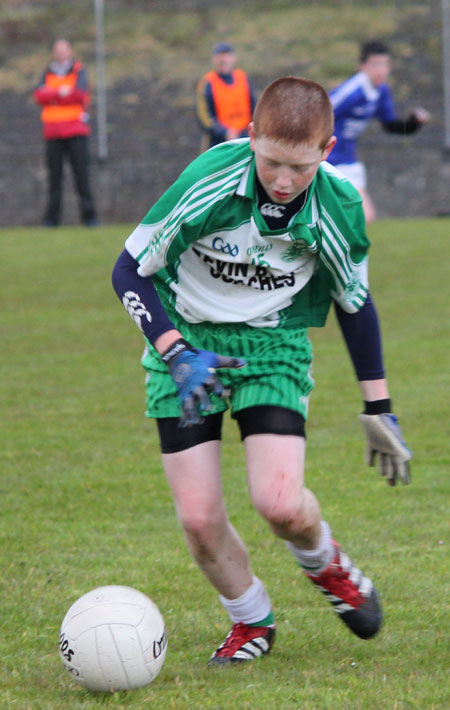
[[320, 217, 355, 282], [133, 169, 249, 266], [143, 156, 252, 228], [321, 206, 360, 274], [143, 165, 251, 261], [320, 233, 349, 287], [167, 168, 249, 231], [163, 174, 245, 241]]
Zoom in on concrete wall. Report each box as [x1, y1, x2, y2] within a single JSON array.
[[1, 87, 449, 228]]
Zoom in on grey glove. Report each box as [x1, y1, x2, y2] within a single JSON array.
[[359, 413, 412, 486]]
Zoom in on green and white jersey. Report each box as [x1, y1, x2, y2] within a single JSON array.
[[125, 139, 370, 329]]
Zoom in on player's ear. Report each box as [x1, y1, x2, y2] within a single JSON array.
[[248, 122, 256, 151], [321, 135, 337, 161]]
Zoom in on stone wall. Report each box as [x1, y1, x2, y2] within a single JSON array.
[[1, 78, 449, 228]]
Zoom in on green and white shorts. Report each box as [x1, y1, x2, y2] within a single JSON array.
[[141, 311, 315, 422]]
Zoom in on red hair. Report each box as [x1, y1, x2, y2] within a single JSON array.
[[252, 76, 334, 149]]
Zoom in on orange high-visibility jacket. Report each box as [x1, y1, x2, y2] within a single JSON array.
[[33, 61, 91, 140], [205, 69, 252, 132]]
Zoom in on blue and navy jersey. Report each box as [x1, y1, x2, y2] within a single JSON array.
[[328, 72, 397, 165]]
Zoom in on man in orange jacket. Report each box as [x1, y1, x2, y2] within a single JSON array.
[[196, 42, 256, 151], [33, 39, 97, 227]]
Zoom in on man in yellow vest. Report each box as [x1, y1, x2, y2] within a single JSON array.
[[33, 39, 97, 227], [196, 42, 256, 151]]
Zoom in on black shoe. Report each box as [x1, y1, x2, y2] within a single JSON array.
[[305, 541, 382, 639]]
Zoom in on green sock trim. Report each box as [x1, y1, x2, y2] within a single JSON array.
[[299, 561, 322, 571], [248, 610, 275, 627]]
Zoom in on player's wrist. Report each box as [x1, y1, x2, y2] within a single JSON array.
[[160, 338, 194, 365], [363, 398, 392, 415]]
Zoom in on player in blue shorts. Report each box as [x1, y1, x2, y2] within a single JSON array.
[[112, 77, 412, 665], [328, 40, 430, 223]]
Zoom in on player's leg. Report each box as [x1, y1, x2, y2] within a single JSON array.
[[142, 318, 277, 664], [241, 416, 382, 640], [161, 441, 252, 600], [334, 161, 376, 224], [359, 188, 377, 224], [243, 430, 322, 548], [342, 161, 377, 224], [157, 414, 275, 665]]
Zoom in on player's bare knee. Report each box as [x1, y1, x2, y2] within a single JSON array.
[[179, 509, 227, 552], [255, 495, 305, 533]]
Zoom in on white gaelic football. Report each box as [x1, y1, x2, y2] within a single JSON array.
[[59, 585, 167, 692]]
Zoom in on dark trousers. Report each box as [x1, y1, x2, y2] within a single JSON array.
[[44, 136, 97, 225]]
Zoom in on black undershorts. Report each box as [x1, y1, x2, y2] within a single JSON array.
[[156, 405, 305, 454]]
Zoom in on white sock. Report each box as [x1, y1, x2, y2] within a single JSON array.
[[219, 576, 272, 625], [285, 520, 334, 574]]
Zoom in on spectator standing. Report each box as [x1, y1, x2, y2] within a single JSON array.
[[196, 42, 256, 151], [328, 40, 430, 224], [33, 39, 97, 227]]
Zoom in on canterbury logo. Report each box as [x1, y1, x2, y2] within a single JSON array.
[[260, 203, 286, 218], [122, 291, 152, 332]]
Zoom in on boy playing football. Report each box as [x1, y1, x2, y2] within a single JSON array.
[[112, 76, 411, 664]]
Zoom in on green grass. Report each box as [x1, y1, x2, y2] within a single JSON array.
[[1, 220, 449, 709]]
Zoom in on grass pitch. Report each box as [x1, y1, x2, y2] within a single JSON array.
[[1, 219, 449, 709]]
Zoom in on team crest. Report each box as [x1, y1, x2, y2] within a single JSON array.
[[281, 240, 309, 262], [343, 275, 361, 300]]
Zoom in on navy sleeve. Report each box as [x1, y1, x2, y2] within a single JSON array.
[[382, 115, 421, 135], [374, 84, 397, 123], [112, 249, 176, 345], [334, 292, 385, 380]]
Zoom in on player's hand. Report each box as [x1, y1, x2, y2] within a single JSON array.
[[162, 339, 246, 427], [411, 106, 431, 124], [359, 413, 412, 486]]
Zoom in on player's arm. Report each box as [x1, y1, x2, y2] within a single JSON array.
[[112, 249, 245, 426], [382, 114, 423, 135], [377, 85, 430, 134], [334, 294, 412, 485]]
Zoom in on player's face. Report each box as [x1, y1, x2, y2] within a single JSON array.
[[361, 54, 391, 86], [249, 125, 336, 204]]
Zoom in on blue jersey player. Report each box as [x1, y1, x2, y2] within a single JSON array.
[[328, 40, 430, 223]]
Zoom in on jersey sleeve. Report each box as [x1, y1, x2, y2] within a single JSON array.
[[124, 158, 213, 276], [375, 84, 397, 124], [317, 164, 370, 314], [329, 78, 361, 119], [125, 144, 251, 277]]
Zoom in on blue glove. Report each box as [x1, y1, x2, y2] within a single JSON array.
[[161, 339, 246, 427], [359, 413, 412, 486]]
